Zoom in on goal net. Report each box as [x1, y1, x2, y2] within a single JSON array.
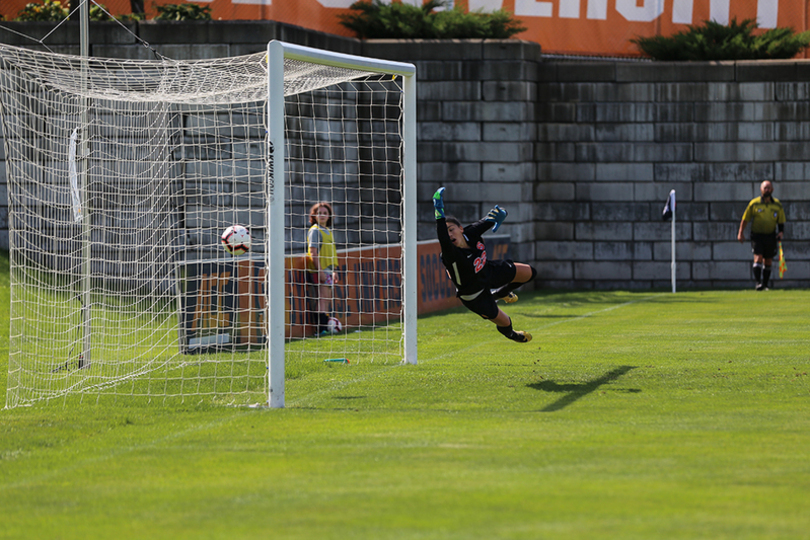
[[0, 41, 417, 408]]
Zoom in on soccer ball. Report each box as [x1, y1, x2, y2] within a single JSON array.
[[327, 316, 342, 334], [221, 225, 251, 256]]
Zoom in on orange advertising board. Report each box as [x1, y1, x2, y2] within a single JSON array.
[[502, 0, 808, 56], [286, 243, 405, 339], [176, 236, 511, 351], [1, 0, 805, 57]]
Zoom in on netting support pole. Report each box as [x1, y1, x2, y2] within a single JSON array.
[[266, 41, 286, 408], [79, 0, 92, 368]]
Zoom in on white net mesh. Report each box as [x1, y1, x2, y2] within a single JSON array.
[[1, 44, 408, 407]]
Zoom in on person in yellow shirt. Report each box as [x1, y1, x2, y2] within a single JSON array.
[[737, 180, 786, 291], [306, 202, 339, 335]]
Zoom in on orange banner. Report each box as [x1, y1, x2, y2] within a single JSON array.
[[176, 236, 511, 352], [499, 0, 808, 56], [285, 244, 404, 339], [417, 239, 461, 314], [3, 0, 806, 57]]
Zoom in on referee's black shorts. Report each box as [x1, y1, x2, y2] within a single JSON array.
[[751, 232, 778, 259]]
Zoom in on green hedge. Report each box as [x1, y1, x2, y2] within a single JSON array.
[[632, 18, 810, 61], [339, 0, 526, 40]]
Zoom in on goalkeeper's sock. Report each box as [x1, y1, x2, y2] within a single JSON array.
[[497, 322, 514, 339], [493, 266, 537, 299], [492, 284, 512, 299], [496, 319, 530, 342], [493, 282, 521, 299]]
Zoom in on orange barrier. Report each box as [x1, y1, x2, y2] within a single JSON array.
[[504, 0, 809, 56], [2, 0, 806, 58], [286, 244, 405, 339], [176, 236, 510, 351], [177, 245, 406, 349]]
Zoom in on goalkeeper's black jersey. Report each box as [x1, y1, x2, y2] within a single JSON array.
[[437, 217, 495, 297]]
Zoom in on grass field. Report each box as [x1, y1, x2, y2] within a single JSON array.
[[1, 249, 809, 539]]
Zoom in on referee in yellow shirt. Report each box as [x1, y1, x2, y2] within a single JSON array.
[[737, 180, 786, 291]]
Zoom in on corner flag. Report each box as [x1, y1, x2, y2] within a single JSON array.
[[662, 190, 675, 220], [778, 241, 786, 279], [662, 189, 676, 293]]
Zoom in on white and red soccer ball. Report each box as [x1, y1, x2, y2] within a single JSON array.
[[221, 225, 251, 256], [327, 316, 342, 334]]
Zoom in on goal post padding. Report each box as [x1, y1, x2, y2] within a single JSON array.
[[0, 41, 416, 409]]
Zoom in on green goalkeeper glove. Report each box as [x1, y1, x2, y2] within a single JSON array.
[[485, 205, 507, 232], [433, 187, 446, 220]]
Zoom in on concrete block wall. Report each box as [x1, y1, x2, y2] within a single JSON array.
[[365, 39, 542, 264], [373, 39, 810, 289], [534, 60, 810, 289], [2, 21, 809, 288]]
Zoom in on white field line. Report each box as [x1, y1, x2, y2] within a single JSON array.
[[526, 292, 666, 331]]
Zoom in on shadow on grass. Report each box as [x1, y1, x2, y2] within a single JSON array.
[[528, 365, 638, 412]]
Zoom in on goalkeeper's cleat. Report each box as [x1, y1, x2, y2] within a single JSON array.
[[503, 292, 518, 304], [511, 331, 532, 343]]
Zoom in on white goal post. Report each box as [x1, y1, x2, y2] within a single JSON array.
[[0, 41, 417, 408], [265, 42, 418, 407]]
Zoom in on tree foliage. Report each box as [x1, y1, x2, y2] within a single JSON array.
[[632, 18, 810, 61], [339, 0, 526, 40], [15, 0, 69, 21], [13, 0, 145, 21], [154, 3, 212, 21]]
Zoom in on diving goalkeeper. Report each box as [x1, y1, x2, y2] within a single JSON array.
[[433, 187, 536, 343]]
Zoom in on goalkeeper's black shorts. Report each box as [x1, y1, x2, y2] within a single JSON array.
[[458, 260, 517, 320]]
